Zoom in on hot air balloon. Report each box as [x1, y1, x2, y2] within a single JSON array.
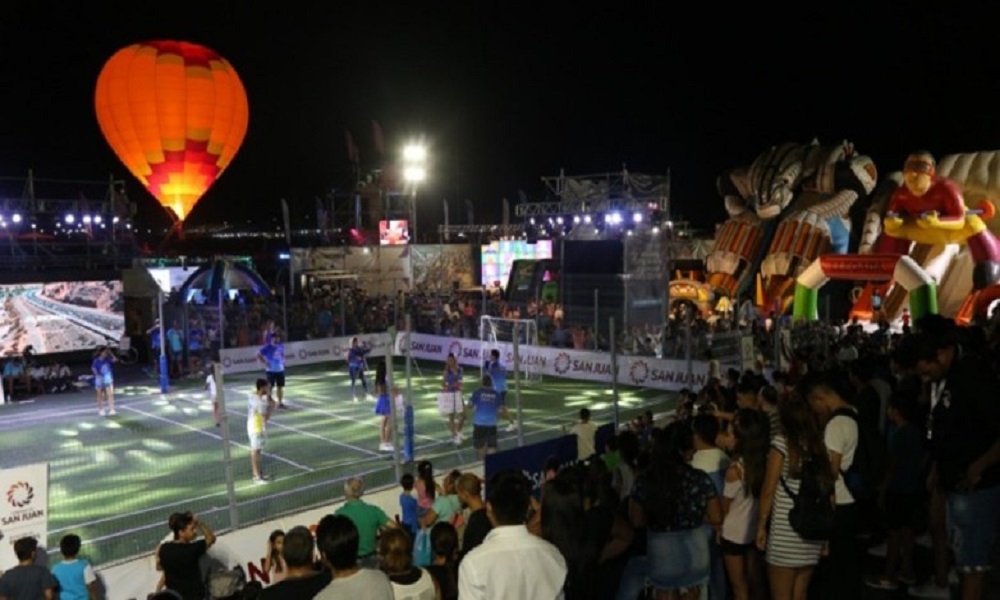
[[94, 40, 249, 225]]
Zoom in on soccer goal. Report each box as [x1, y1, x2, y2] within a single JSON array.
[[479, 315, 542, 384]]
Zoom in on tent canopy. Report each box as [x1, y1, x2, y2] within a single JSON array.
[[178, 259, 271, 301]]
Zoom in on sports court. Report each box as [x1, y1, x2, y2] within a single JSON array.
[[0, 359, 676, 567]]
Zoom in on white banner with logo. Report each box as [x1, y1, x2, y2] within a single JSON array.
[[219, 333, 389, 375], [396, 333, 710, 391], [222, 331, 709, 390], [0, 463, 49, 571]]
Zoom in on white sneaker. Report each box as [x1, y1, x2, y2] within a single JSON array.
[[380, 442, 393, 452], [457, 432, 466, 442], [452, 434, 461, 446], [908, 581, 950, 599], [108, 408, 118, 416], [253, 477, 269, 485], [98, 408, 106, 417], [505, 423, 518, 432]]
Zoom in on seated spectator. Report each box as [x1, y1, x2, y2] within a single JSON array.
[[51, 534, 99, 600], [420, 470, 462, 529], [261, 525, 331, 599], [378, 528, 440, 599], [0, 536, 58, 599], [314, 515, 393, 600]]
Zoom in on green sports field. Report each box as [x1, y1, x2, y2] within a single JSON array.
[[0, 361, 676, 567]]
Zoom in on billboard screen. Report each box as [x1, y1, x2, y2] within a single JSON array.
[[379, 220, 410, 245], [147, 267, 191, 293], [481, 240, 553, 288], [0, 280, 125, 355]]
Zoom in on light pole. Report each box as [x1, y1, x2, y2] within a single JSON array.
[[402, 143, 426, 243]]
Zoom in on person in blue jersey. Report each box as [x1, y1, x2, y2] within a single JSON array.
[[257, 330, 288, 409], [485, 349, 518, 433], [348, 337, 372, 402], [374, 358, 394, 451], [92, 345, 117, 416], [466, 375, 502, 459], [440, 353, 465, 445]]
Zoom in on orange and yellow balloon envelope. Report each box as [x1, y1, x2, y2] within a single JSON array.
[[94, 40, 249, 221]]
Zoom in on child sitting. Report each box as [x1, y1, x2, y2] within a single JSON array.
[[399, 473, 418, 537]]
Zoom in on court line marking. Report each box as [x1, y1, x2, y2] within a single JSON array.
[[119, 405, 314, 473], [169, 392, 382, 458]]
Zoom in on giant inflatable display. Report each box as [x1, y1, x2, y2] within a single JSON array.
[[706, 140, 878, 313]]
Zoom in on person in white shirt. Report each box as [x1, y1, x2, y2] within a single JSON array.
[[204, 362, 219, 427], [459, 469, 567, 600], [802, 373, 860, 600], [248, 378, 276, 484], [564, 407, 598, 460], [691, 413, 731, 600]]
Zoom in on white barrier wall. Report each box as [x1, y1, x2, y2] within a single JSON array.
[[222, 332, 710, 391], [95, 466, 482, 600]]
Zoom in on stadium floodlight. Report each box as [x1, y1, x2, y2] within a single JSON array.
[[403, 144, 427, 162], [556, 216, 564, 224], [94, 215, 102, 224], [83, 215, 92, 224], [652, 226, 660, 234], [12, 214, 21, 224], [113, 216, 120, 224], [65, 214, 75, 224], [633, 212, 642, 223], [403, 166, 426, 183], [573, 215, 581, 224], [583, 214, 592, 224]]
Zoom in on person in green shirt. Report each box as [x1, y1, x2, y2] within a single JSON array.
[[335, 477, 398, 568]]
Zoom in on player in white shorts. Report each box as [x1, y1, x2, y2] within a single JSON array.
[[248, 378, 276, 484]]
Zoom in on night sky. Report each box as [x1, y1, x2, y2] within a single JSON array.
[[3, 3, 1000, 234]]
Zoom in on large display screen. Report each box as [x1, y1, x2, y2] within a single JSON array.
[[148, 267, 191, 293], [379, 220, 410, 245], [0, 281, 125, 355], [481, 240, 552, 288]]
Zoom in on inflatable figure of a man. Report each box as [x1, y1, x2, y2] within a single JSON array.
[[879, 151, 1000, 288]]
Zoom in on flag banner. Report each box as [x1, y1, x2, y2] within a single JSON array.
[[0, 463, 49, 571]]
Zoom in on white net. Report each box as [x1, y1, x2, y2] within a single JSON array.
[[479, 316, 541, 384]]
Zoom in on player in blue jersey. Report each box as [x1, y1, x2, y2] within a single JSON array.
[[92, 345, 117, 416], [347, 337, 372, 401], [485, 349, 518, 432], [467, 375, 501, 459], [257, 331, 288, 409]]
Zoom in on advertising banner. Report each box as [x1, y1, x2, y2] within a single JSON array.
[[484, 435, 578, 493], [219, 333, 389, 375], [0, 463, 49, 571]]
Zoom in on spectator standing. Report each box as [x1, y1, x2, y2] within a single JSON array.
[[399, 473, 419, 537], [263, 529, 286, 585], [166, 321, 184, 378], [334, 477, 397, 569], [425, 522, 459, 600], [256, 331, 288, 409], [260, 525, 331, 599], [720, 409, 770, 600], [909, 317, 1000, 600], [458, 469, 567, 600], [691, 413, 731, 600], [157, 512, 216, 600], [755, 389, 830, 600], [541, 471, 598, 600], [802, 372, 861, 600], [457, 473, 491, 559], [378, 528, 439, 600], [374, 359, 392, 451], [415, 460, 438, 523], [0, 537, 58, 600], [50, 534, 99, 600], [314, 515, 394, 600], [564, 407, 597, 461]]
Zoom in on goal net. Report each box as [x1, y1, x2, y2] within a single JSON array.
[[479, 316, 542, 384]]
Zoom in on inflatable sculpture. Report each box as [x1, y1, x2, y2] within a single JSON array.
[[856, 151, 1000, 322], [706, 140, 878, 311]]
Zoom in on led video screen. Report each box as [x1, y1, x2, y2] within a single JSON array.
[[379, 220, 410, 245], [481, 240, 552, 288], [0, 280, 125, 355]]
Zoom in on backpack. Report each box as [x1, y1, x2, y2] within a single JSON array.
[[830, 408, 885, 502], [207, 565, 246, 600], [781, 453, 836, 541]]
